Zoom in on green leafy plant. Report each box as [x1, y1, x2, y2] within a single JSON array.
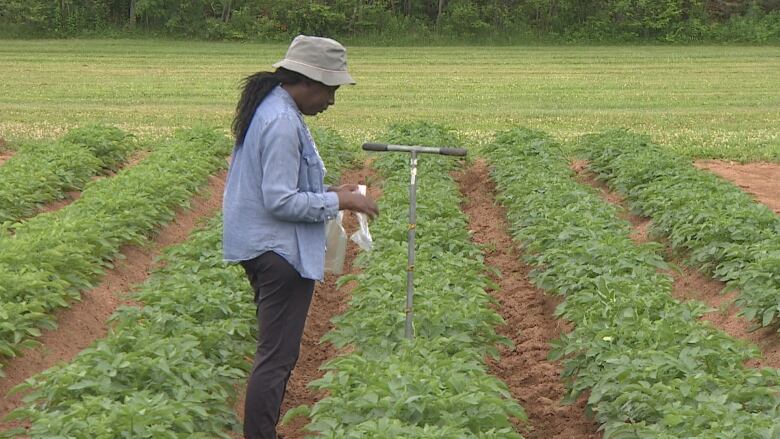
[[292, 121, 526, 437], [579, 130, 780, 330], [484, 127, 780, 438], [1, 128, 358, 436], [0, 127, 229, 376], [0, 125, 134, 223]]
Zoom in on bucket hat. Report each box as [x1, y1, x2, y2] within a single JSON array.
[[273, 35, 355, 86]]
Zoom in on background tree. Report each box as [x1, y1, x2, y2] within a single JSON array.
[[0, 0, 777, 41]]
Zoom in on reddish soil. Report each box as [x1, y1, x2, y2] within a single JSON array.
[[670, 263, 780, 369], [37, 150, 152, 215], [455, 160, 601, 439], [694, 160, 780, 215], [0, 137, 8, 157], [570, 160, 652, 234], [230, 163, 382, 439], [37, 190, 82, 214], [0, 149, 12, 166], [572, 161, 780, 370], [0, 171, 227, 430]]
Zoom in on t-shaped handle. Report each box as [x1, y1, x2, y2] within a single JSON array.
[[362, 143, 467, 157]]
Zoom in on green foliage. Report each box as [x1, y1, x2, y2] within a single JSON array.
[[3, 217, 253, 438], [1, 0, 778, 42], [61, 124, 135, 171], [579, 129, 780, 330], [1, 128, 359, 435], [0, 125, 134, 223], [307, 341, 524, 438], [0, 141, 99, 223], [440, 1, 491, 38], [0, 127, 231, 377], [296, 121, 525, 437], [484, 127, 780, 438]]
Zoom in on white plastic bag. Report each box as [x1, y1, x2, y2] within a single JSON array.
[[324, 185, 374, 274], [324, 211, 347, 274], [350, 185, 373, 251]]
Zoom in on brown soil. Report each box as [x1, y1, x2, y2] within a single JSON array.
[[570, 160, 651, 234], [0, 171, 227, 430], [670, 263, 780, 369], [230, 163, 382, 439], [0, 149, 12, 166], [37, 150, 151, 215], [455, 159, 601, 439], [572, 161, 780, 370], [37, 190, 82, 214], [694, 160, 780, 215]]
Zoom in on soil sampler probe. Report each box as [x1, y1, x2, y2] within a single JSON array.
[[361, 142, 467, 339]]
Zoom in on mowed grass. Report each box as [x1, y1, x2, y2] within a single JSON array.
[[0, 39, 778, 161]]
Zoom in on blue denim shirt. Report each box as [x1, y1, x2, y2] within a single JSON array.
[[223, 86, 340, 280]]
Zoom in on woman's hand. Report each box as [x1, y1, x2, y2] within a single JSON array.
[[336, 190, 379, 219]]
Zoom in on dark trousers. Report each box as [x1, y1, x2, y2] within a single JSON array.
[[240, 251, 315, 439]]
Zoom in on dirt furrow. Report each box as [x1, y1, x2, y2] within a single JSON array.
[[0, 170, 227, 428], [0, 137, 10, 165], [0, 151, 16, 165], [694, 160, 780, 215], [572, 161, 780, 370], [455, 159, 601, 439], [37, 150, 152, 215], [230, 162, 381, 439]]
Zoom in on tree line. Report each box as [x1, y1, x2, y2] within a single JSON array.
[[1, 0, 778, 42]]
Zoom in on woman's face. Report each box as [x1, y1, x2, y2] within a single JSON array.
[[299, 81, 339, 116]]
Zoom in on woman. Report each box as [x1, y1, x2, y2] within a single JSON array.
[[223, 35, 378, 439]]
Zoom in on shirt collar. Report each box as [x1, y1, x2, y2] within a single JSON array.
[[271, 85, 301, 115]]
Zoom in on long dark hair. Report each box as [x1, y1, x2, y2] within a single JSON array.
[[232, 67, 309, 145]]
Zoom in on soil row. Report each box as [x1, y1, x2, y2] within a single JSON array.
[[36, 149, 151, 215], [2, 154, 775, 437], [694, 160, 780, 215], [455, 160, 601, 438], [251, 158, 603, 438], [0, 137, 10, 165], [571, 160, 780, 370], [0, 171, 226, 430], [273, 163, 381, 439]]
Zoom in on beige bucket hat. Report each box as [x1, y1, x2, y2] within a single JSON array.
[[273, 35, 356, 86]]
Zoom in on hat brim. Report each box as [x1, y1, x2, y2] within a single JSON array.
[[273, 59, 355, 86]]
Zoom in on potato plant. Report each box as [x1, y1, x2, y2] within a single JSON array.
[[0, 125, 134, 223], [484, 128, 780, 438], [579, 130, 780, 330], [2, 128, 358, 437], [293, 122, 526, 438], [0, 127, 229, 376]]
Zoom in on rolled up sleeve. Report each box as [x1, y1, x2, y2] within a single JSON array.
[[259, 116, 340, 223]]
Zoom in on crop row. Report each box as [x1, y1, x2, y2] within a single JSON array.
[[0, 127, 231, 375], [292, 122, 525, 438], [579, 130, 780, 330], [0, 125, 135, 223], [4, 216, 254, 437], [484, 128, 780, 438], [2, 128, 358, 437]]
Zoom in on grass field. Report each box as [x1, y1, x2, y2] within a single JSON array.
[[0, 39, 778, 161]]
